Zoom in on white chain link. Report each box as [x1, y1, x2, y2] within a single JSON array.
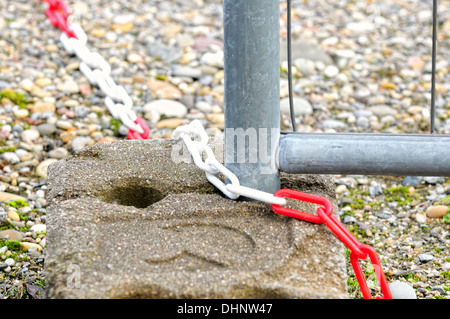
[[173, 120, 287, 205], [59, 23, 144, 134]]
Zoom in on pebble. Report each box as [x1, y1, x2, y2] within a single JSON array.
[[48, 147, 69, 159], [389, 281, 417, 299], [418, 254, 435, 263], [20, 128, 40, 144], [37, 123, 57, 136], [35, 158, 59, 179], [30, 224, 46, 234], [155, 118, 183, 129], [7, 209, 20, 222], [426, 205, 449, 219], [279, 97, 313, 116], [71, 136, 93, 152], [143, 99, 188, 118], [20, 242, 43, 252], [0, 229, 23, 241], [0, 192, 27, 202]]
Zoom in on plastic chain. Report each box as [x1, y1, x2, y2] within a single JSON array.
[[41, 0, 76, 38], [271, 188, 392, 299], [41, 0, 150, 140]]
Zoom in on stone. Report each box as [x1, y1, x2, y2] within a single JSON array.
[[71, 136, 93, 153], [20, 242, 43, 252], [426, 205, 449, 219], [280, 39, 332, 64], [7, 209, 20, 222], [30, 224, 46, 234], [146, 79, 182, 100], [418, 254, 435, 263], [155, 118, 184, 129], [31, 101, 56, 114], [13, 108, 29, 119], [2, 152, 20, 164], [143, 99, 188, 118], [415, 212, 427, 224], [48, 147, 69, 159], [324, 65, 339, 78], [279, 97, 313, 116], [389, 281, 417, 299], [35, 158, 59, 179], [367, 105, 398, 117], [0, 192, 27, 203], [21, 128, 40, 144], [0, 229, 23, 241], [45, 139, 347, 299], [37, 123, 57, 136]]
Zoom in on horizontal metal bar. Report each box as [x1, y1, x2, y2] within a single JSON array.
[[278, 133, 450, 176]]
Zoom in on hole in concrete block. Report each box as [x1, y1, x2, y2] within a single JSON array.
[[101, 185, 165, 208]]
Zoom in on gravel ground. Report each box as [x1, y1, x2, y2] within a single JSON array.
[[0, 0, 449, 299]]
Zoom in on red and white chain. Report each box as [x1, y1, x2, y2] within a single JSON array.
[[174, 120, 393, 299], [41, 0, 150, 140], [173, 120, 287, 205]]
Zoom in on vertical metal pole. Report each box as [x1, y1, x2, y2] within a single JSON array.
[[223, 0, 280, 195]]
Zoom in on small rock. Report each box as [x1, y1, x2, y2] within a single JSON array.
[[335, 185, 348, 194], [30, 224, 46, 234], [367, 105, 398, 117], [127, 52, 142, 63], [146, 79, 182, 100], [155, 118, 183, 129], [37, 123, 57, 136], [20, 128, 40, 144], [97, 137, 118, 143], [389, 281, 416, 299], [2, 152, 20, 164], [55, 120, 73, 130], [60, 131, 77, 143], [13, 108, 29, 119], [143, 99, 188, 118], [415, 212, 427, 224], [7, 209, 20, 222], [324, 65, 339, 78], [19, 79, 35, 92], [426, 205, 449, 219], [418, 254, 434, 263], [279, 97, 313, 116], [402, 176, 423, 186], [71, 136, 94, 153], [4, 258, 15, 267], [31, 101, 55, 114], [206, 113, 224, 125], [35, 158, 59, 179], [20, 242, 43, 252], [0, 192, 27, 202], [423, 176, 445, 184], [0, 229, 23, 241], [48, 147, 69, 159]]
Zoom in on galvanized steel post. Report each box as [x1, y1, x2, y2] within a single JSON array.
[[278, 133, 450, 176], [223, 0, 281, 195]]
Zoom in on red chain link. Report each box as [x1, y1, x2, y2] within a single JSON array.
[[272, 188, 392, 299], [41, 0, 77, 38], [127, 117, 151, 140]]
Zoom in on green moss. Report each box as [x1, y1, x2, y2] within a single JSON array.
[[110, 118, 122, 135], [7, 200, 28, 208], [0, 145, 16, 154], [0, 240, 22, 251], [0, 90, 32, 108]]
